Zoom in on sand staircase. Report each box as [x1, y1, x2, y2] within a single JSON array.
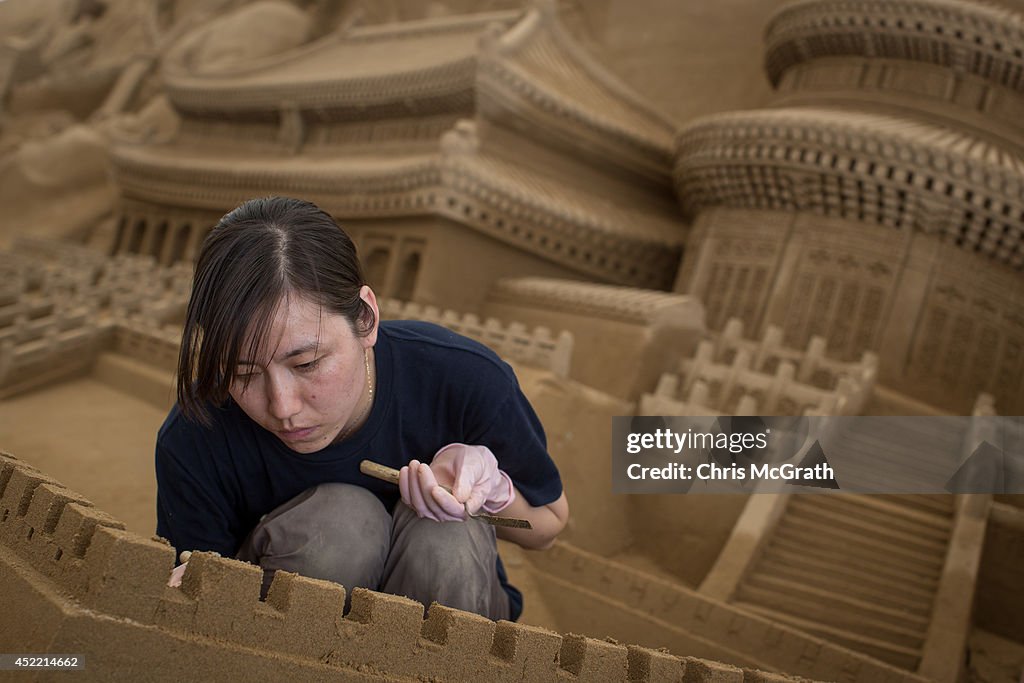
[[700, 399, 998, 681], [731, 493, 955, 670], [819, 416, 966, 491]]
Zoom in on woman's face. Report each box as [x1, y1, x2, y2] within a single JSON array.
[[228, 288, 378, 453]]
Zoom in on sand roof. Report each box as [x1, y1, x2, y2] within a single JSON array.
[[159, 3, 675, 181], [679, 106, 1024, 186], [765, 0, 1024, 92], [112, 138, 681, 288], [163, 11, 522, 113]]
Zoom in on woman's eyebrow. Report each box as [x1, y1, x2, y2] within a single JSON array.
[[237, 342, 320, 365]]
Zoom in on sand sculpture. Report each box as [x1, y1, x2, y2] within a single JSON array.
[[1, 0, 1023, 681], [673, 0, 1024, 415], [1, 449, 816, 682]]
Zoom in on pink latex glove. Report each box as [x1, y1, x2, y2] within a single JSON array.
[[398, 443, 515, 522], [168, 562, 187, 587]]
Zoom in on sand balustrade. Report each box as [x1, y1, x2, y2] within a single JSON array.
[[0, 243, 194, 404], [0, 317, 108, 400], [712, 319, 879, 392], [0, 449, 808, 683], [483, 277, 705, 402], [640, 319, 878, 418], [379, 298, 574, 378]]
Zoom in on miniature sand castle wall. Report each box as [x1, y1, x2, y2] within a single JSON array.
[[483, 277, 705, 401], [379, 297, 573, 378], [0, 449, 802, 682], [641, 317, 877, 416], [0, 240, 191, 399]]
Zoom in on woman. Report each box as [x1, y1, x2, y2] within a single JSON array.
[[156, 196, 569, 621]]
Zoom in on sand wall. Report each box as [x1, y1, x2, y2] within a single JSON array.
[[0, 449, 806, 682], [975, 502, 1024, 642], [526, 542, 927, 683]]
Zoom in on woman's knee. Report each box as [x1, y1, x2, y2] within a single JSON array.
[[383, 515, 506, 619], [391, 517, 497, 589], [242, 483, 392, 588]]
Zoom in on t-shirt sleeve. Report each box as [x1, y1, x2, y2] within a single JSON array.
[[155, 420, 242, 561], [468, 378, 563, 508]]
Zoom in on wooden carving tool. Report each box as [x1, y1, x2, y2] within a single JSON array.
[[359, 460, 532, 529]]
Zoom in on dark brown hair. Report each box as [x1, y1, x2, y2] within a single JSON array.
[[177, 196, 375, 425]]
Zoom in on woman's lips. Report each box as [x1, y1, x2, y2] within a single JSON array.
[[278, 426, 317, 440]]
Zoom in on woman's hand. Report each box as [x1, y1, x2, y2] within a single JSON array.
[[398, 443, 514, 522]]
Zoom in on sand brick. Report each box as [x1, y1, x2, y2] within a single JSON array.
[[180, 551, 262, 639], [259, 571, 346, 657], [0, 467, 55, 524], [682, 657, 745, 682], [328, 589, 426, 674], [0, 454, 21, 501], [490, 621, 563, 681], [79, 525, 175, 622], [23, 482, 90, 535], [627, 645, 685, 682], [264, 570, 346, 621], [420, 602, 495, 677], [558, 633, 629, 679], [422, 602, 495, 650], [345, 587, 423, 638], [153, 590, 196, 632], [52, 502, 125, 557]]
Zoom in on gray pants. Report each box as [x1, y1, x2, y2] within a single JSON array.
[[236, 483, 510, 621]]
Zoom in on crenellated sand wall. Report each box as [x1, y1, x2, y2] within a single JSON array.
[[0, 449, 806, 682]]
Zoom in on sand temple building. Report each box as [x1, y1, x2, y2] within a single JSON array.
[[1, 0, 1022, 681], [673, 0, 1024, 416]]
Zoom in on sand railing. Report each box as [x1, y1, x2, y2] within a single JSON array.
[[380, 298, 573, 378], [640, 318, 877, 417]]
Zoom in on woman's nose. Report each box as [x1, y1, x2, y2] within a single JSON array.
[[267, 375, 302, 420]]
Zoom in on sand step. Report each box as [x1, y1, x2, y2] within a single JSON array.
[[824, 494, 953, 535], [752, 556, 934, 616], [734, 582, 927, 650], [786, 497, 949, 556], [762, 540, 939, 601], [735, 602, 922, 670], [840, 418, 964, 452], [774, 517, 945, 577], [881, 494, 955, 518], [742, 573, 929, 634], [833, 429, 962, 485]]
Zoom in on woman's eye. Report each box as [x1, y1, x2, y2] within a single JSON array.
[[297, 359, 320, 372]]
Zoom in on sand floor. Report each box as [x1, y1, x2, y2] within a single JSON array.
[[0, 375, 165, 535]]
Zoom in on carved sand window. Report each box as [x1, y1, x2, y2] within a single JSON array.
[[394, 252, 420, 303], [365, 248, 391, 295], [111, 216, 128, 256], [168, 225, 190, 265], [127, 219, 146, 254], [150, 222, 168, 260]]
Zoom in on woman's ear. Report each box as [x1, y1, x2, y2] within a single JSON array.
[[359, 285, 380, 347]]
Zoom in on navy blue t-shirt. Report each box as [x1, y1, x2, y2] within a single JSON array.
[[155, 320, 562, 621]]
